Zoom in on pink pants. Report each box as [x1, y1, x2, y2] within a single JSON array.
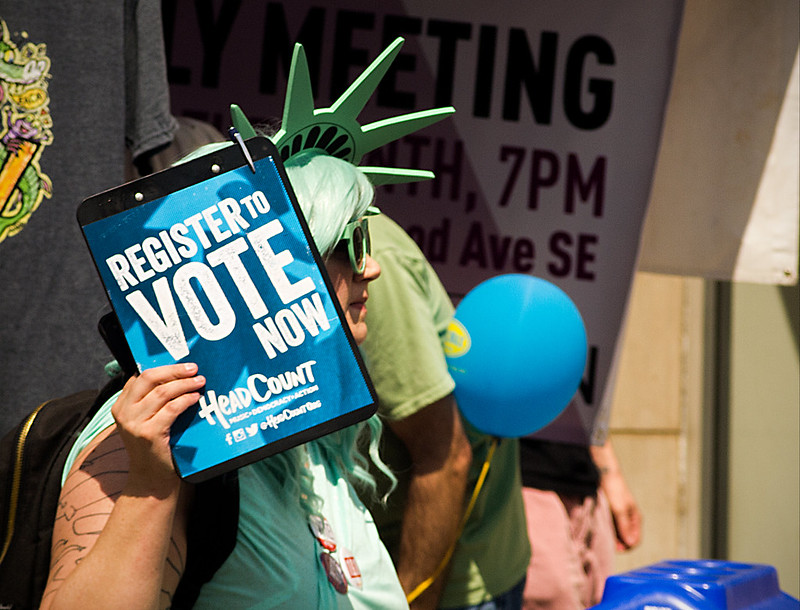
[[521, 487, 615, 609]]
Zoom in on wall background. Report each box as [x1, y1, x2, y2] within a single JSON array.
[[603, 0, 799, 597], [606, 273, 799, 598]]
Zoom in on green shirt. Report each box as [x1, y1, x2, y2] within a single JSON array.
[[360, 214, 530, 607]]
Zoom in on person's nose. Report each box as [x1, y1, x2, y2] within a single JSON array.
[[359, 254, 380, 281]]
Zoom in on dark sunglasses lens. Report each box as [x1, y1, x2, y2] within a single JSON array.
[[351, 225, 365, 271], [362, 220, 371, 255]]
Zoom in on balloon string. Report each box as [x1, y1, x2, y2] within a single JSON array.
[[406, 436, 499, 604]]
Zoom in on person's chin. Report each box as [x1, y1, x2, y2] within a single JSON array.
[[350, 322, 368, 345]]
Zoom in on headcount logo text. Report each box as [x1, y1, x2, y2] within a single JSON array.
[[101, 187, 332, 361], [198, 359, 320, 431]]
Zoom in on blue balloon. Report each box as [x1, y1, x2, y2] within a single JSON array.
[[444, 274, 587, 437]]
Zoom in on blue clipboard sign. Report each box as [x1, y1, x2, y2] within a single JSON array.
[[77, 137, 376, 482]]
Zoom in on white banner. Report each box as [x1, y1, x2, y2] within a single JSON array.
[[165, 0, 684, 443]]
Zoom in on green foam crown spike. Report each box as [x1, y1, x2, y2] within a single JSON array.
[[231, 37, 454, 185], [230, 104, 258, 139]]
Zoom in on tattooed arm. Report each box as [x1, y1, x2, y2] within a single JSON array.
[[40, 363, 205, 610]]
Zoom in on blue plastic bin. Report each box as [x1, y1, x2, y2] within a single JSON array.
[[591, 559, 799, 609]]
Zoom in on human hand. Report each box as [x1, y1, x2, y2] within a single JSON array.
[[111, 363, 205, 494], [591, 440, 642, 551], [601, 470, 642, 551]]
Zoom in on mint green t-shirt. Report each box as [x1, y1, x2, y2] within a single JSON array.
[[62, 395, 408, 609], [359, 215, 531, 608], [195, 444, 408, 609]]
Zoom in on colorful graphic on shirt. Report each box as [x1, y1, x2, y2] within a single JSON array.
[[0, 19, 53, 243]]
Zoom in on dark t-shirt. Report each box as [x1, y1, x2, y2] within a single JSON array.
[[0, 2, 176, 434], [519, 438, 600, 498]]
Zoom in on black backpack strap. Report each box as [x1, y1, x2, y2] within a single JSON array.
[[172, 470, 240, 608], [0, 374, 126, 609]]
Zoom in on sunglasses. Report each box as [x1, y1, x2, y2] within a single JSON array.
[[335, 217, 371, 274]]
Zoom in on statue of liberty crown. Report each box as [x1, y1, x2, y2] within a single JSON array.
[[231, 37, 454, 185]]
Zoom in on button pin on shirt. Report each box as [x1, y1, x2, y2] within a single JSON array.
[[341, 546, 363, 590], [309, 514, 348, 595]]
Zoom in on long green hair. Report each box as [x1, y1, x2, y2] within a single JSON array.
[[254, 147, 393, 515], [284, 150, 374, 255]]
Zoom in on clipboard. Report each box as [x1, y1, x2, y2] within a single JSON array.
[[77, 136, 377, 482]]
